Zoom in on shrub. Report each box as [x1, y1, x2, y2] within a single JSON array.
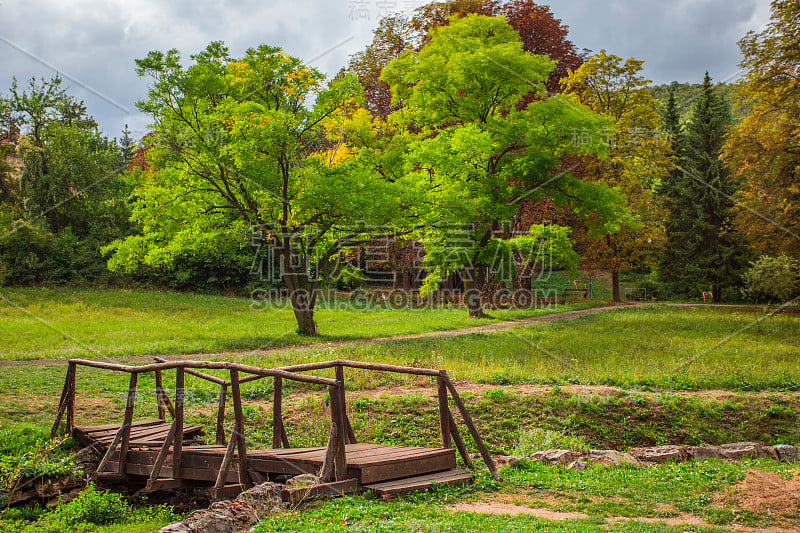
[[513, 427, 590, 456], [35, 483, 131, 531], [742, 254, 800, 302]]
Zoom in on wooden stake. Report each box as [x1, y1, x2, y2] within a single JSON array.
[[96, 425, 124, 473], [50, 367, 71, 438], [442, 371, 500, 481], [117, 372, 138, 474], [437, 374, 451, 449], [215, 383, 227, 446], [319, 421, 337, 482]]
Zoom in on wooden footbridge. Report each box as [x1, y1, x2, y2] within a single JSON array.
[[51, 359, 499, 500]]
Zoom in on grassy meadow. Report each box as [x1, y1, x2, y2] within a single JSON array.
[[0, 287, 600, 361], [1, 288, 799, 532]]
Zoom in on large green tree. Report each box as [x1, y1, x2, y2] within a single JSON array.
[[106, 42, 402, 335], [381, 15, 629, 317], [561, 50, 670, 301], [661, 73, 748, 301]]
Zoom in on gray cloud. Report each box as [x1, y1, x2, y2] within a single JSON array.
[[0, 0, 770, 140]]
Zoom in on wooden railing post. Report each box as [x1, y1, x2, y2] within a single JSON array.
[[117, 372, 138, 474], [65, 362, 76, 435], [173, 368, 184, 478], [328, 384, 347, 481], [335, 364, 357, 444], [437, 373, 451, 449], [230, 369, 249, 485], [51, 363, 75, 438], [272, 376, 283, 449], [441, 371, 500, 481], [215, 383, 227, 446]]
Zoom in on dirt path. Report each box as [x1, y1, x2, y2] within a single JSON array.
[[0, 303, 635, 367]]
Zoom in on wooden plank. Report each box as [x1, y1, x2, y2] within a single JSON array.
[[96, 425, 124, 473], [437, 375, 451, 449], [141, 478, 186, 493], [117, 372, 138, 474], [209, 484, 248, 500], [282, 479, 358, 505], [106, 461, 240, 483], [364, 469, 473, 497], [230, 369, 249, 485], [77, 419, 162, 434], [358, 453, 456, 484], [272, 377, 283, 449], [364, 469, 473, 491]]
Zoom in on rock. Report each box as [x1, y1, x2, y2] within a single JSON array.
[[587, 450, 639, 465], [774, 444, 798, 462], [507, 456, 524, 469], [529, 449, 577, 465], [46, 487, 84, 508], [630, 445, 689, 464], [285, 474, 319, 489], [160, 521, 192, 533], [236, 482, 284, 517], [567, 459, 589, 471], [34, 475, 85, 499], [762, 445, 779, 460], [183, 500, 258, 533], [720, 442, 763, 460], [690, 445, 725, 461]]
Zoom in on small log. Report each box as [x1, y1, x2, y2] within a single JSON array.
[[448, 410, 474, 469], [96, 425, 124, 474], [281, 424, 290, 448], [155, 357, 227, 385], [437, 374, 451, 449], [173, 368, 184, 478], [319, 421, 338, 482], [272, 377, 283, 449], [215, 383, 227, 446], [117, 372, 138, 474], [230, 369, 249, 485], [147, 418, 178, 487], [214, 422, 240, 489], [442, 371, 500, 481], [282, 478, 358, 505]]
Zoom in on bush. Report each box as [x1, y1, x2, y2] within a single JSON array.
[[513, 427, 590, 456], [742, 254, 800, 302], [0, 426, 76, 493], [34, 484, 131, 531]]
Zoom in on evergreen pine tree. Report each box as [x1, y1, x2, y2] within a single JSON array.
[[660, 73, 748, 301], [120, 124, 135, 164]]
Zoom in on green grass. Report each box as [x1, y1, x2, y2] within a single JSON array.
[[0, 287, 600, 361], [251, 460, 798, 532]]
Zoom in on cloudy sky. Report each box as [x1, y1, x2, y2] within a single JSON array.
[[0, 0, 772, 139]]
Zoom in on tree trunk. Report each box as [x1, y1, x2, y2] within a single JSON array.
[[285, 272, 317, 336], [612, 270, 621, 302], [462, 265, 485, 318], [712, 282, 721, 303]]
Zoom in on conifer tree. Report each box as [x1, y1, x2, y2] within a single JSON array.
[[660, 73, 748, 301]]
